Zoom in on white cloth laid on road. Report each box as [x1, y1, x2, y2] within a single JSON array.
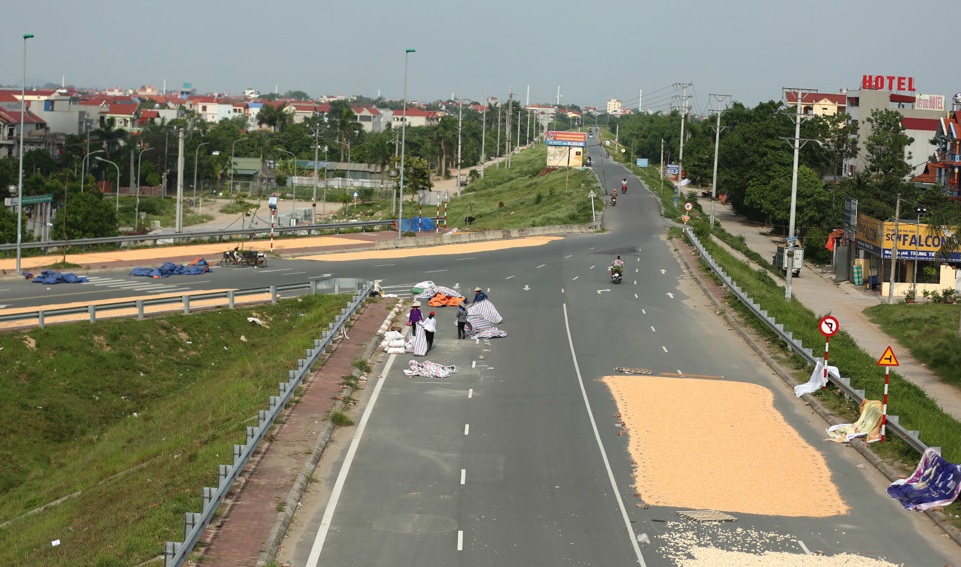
[[403, 360, 457, 379]]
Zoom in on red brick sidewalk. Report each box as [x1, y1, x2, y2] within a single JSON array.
[[189, 298, 396, 567]]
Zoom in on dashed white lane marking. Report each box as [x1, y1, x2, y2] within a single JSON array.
[[798, 540, 811, 555], [641, 308, 647, 314], [467, 388, 473, 398], [472, 360, 476, 369], [455, 257, 475, 261], [564, 254, 573, 259], [464, 423, 470, 435], [635, 268, 639, 273], [425, 269, 447, 274], [460, 469, 466, 485], [572, 276, 579, 281], [590, 265, 596, 270], [536, 264, 546, 268], [633, 280, 637, 285], [561, 288, 565, 293], [662, 346, 669, 353], [634, 293, 639, 299], [505, 274, 515, 280], [650, 326, 656, 333], [457, 530, 464, 551], [283, 271, 307, 276], [372, 263, 396, 267]]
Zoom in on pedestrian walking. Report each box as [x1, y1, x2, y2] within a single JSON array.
[[456, 303, 469, 339], [407, 301, 423, 332], [423, 311, 437, 351]]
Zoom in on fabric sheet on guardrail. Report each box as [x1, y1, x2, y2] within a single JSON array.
[[825, 399, 883, 443]]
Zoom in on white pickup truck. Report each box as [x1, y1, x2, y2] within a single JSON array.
[[773, 246, 803, 277]]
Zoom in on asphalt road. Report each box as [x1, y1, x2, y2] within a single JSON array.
[[278, 142, 959, 566], [8, 138, 958, 565]]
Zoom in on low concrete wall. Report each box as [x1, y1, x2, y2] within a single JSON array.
[[372, 223, 601, 250]]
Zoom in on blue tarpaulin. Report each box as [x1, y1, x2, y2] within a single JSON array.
[[130, 260, 210, 279], [400, 217, 436, 232], [31, 270, 89, 284]]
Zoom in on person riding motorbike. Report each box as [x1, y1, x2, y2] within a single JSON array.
[[613, 255, 625, 268], [610, 193, 617, 206], [621, 178, 628, 193], [610, 256, 624, 283]]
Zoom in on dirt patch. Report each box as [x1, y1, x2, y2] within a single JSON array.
[[603, 374, 848, 517], [22, 336, 36, 349]]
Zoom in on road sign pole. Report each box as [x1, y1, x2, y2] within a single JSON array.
[[823, 337, 830, 390], [270, 208, 275, 252], [882, 366, 890, 442]]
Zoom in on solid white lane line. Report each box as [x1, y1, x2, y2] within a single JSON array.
[[464, 423, 470, 435], [460, 469, 466, 485], [468, 388, 473, 398], [562, 303, 647, 566], [457, 530, 464, 551], [505, 275, 515, 280], [536, 264, 546, 268], [662, 346, 669, 353], [304, 353, 398, 566]]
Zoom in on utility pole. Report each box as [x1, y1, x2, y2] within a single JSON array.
[[709, 93, 730, 229], [516, 107, 521, 154], [675, 82, 692, 209], [481, 105, 487, 178], [456, 99, 464, 193], [496, 103, 501, 169], [506, 90, 513, 168], [888, 194, 902, 304], [660, 139, 665, 197], [175, 128, 185, 232], [782, 87, 817, 300], [639, 89, 643, 112]]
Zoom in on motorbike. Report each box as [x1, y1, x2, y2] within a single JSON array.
[[610, 195, 617, 207], [621, 181, 628, 194], [220, 248, 267, 268], [610, 264, 623, 284]]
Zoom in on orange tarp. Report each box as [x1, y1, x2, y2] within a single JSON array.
[[427, 293, 464, 307]]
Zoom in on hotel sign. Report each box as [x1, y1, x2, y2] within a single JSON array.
[[861, 75, 916, 92], [915, 94, 945, 111]]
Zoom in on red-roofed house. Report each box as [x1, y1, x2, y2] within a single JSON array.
[[916, 111, 961, 198], [785, 91, 847, 116], [103, 102, 140, 131], [0, 108, 47, 158], [353, 106, 384, 132], [391, 108, 439, 128]]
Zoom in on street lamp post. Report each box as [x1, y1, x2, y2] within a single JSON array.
[[136, 147, 153, 231], [193, 141, 209, 201], [15, 32, 34, 276], [96, 156, 121, 213], [230, 137, 247, 196], [80, 149, 103, 194], [398, 48, 415, 239], [913, 205, 927, 291], [322, 145, 329, 216]]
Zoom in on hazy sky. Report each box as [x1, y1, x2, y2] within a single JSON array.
[[2, 0, 954, 115]]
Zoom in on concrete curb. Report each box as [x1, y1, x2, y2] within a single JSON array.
[[257, 299, 398, 566], [673, 235, 961, 548]]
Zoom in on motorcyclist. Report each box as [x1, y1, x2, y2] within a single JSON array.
[[610, 193, 617, 206], [613, 255, 625, 268], [231, 246, 242, 263], [621, 178, 628, 192]]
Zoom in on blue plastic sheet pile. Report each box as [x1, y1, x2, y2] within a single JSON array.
[[130, 259, 210, 279], [31, 270, 89, 284]]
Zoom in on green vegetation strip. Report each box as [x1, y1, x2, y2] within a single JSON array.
[[0, 294, 347, 567]]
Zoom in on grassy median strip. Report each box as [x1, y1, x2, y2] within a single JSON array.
[[0, 294, 346, 567]]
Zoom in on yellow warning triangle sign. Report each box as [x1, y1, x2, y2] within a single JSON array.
[[877, 346, 900, 367]]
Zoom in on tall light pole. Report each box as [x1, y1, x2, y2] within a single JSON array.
[[709, 93, 730, 230], [230, 136, 247, 196], [96, 156, 121, 213], [276, 148, 297, 216], [15, 33, 34, 276], [80, 149, 103, 193], [136, 147, 153, 231], [913, 205, 927, 291], [398, 48, 415, 239], [480, 105, 487, 178], [193, 141, 209, 200], [322, 145, 329, 215], [456, 99, 464, 192]]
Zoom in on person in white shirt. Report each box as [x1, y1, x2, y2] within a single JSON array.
[[422, 311, 438, 351]]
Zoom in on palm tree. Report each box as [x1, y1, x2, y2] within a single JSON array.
[[430, 116, 458, 176], [329, 101, 361, 161], [90, 117, 129, 160]]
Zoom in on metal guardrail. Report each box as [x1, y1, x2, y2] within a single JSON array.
[[160, 278, 373, 567], [0, 220, 394, 252], [685, 228, 930, 455]]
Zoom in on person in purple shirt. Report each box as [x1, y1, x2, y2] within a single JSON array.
[[407, 301, 423, 331]]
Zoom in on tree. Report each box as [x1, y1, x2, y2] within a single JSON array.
[[90, 117, 129, 160], [50, 191, 119, 240], [283, 90, 311, 101], [865, 109, 913, 182], [329, 101, 361, 161], [743, 165, 832, 234], [256, 103, 291, 132], [810, 113, 858, 179], [430, 116, 458, 176], [389, 155, 432, 203]]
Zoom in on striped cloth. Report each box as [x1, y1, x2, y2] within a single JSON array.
[[406, 324, 428, 356], [403, 360, 457, 378], [467, 300, 502, 331]]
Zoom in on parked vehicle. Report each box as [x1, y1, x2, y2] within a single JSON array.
[[220, 248, 267, 268], [773, 246, 803, 277]]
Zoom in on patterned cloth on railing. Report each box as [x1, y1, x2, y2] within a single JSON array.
[[403, 360, 457, 378], [887, 448, 961, 511]]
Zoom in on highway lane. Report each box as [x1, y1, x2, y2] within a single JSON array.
[[283, 143, 958, 565]]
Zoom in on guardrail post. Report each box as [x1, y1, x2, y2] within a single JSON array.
[[88, 304, 96, 324], [270, 285, 278, 304], [163, 541, 179, 567], [309, 278, 319, 295], [334, 280, 340, 294], [183, 295, 191, 315], [136, 300, 145, 320], [203, 487, 216, 512], [38, 310, 45, 329], [228, 290, 235, 309]]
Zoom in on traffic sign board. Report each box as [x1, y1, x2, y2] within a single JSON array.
[[818, 315, 839, 338], [684, 202, 693, 211], [877, 346, 900, 367], [21, 194, 53, 205]]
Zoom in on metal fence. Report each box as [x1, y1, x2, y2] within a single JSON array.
[[157, 278, 373, 567], [685, 228, 931, 455]]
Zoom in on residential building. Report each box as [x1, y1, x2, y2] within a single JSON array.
[[391, 108, 439, 128], [353, 106, 384, 133], [607, 98, 622, 115], [785, 91, 847, 117], [0, 108, 48, 158]]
